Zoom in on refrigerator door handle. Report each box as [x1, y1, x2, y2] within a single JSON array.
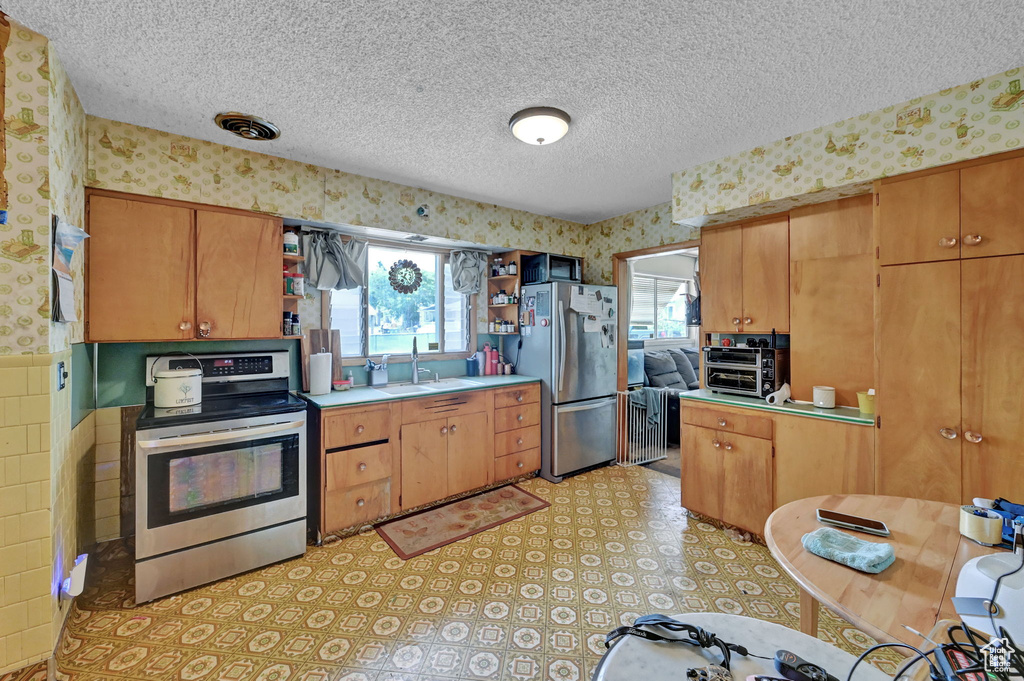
[[557, 396, 616, 413], [557, 301, 567, 393]]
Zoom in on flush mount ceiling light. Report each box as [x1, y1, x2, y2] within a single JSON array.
[[509, 107, 571, 145], [214, 112, 281, 141]]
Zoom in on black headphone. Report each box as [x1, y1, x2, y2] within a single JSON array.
[[604, 615, 752, 670]]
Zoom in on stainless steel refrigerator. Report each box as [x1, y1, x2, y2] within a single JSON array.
[[516, 283, 617, 482]]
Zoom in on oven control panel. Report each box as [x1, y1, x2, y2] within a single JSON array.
[[170, 356, 274, 377], [147, 352, 290, 385]]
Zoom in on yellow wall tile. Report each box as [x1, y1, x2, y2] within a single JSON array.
[[24, 425, 39, 454], [0, 486, 26, 516], [0, 369, 28, 398], [0, 602, 27, 637], [94, 516, 118, 542], [0, 356, 33, 368], [24, 368, 42, 396], [94, 423, 120, 445], [94, 442, 119, 463], [18, 623, 49, 660], [95, 408, 120, 427], [95, 461, 118, 482], [18, 569, 48, 608], [0, 427, 27, 457], [94, 479, 118, 501], [4, 458, 21, 486], [17, 453, 48, 483], [3, 575, 21, 607], [18, 396, 49, 425], [18, 511, 48, 542], [4, 517, 19, 545], [2, 398, 20, 427], [26, 596, 49, 628], [0, 545, 27, 579]]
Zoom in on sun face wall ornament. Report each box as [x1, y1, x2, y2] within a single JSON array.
[[389, 259, 423, 294]]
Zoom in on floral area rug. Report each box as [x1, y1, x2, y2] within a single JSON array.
[[375, 485, 549, 559]]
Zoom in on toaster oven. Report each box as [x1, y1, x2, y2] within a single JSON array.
[[702, 346, 789, 398]]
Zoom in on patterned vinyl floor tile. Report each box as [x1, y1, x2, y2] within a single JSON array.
[[43, 465, 901, 681]]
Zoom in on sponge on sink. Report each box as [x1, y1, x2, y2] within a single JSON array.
[[801, 527, 896, 574]]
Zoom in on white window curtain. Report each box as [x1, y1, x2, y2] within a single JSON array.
[[449, 250, 488, 295], [302, 231, 367, 290]]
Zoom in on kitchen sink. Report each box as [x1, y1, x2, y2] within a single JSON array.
[[431, 378, 485, 389], [373, 384, 435, 395]]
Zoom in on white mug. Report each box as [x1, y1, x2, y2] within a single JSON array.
[[813, 385, 836, 409]]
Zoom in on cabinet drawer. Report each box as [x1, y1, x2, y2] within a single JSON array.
[[324, 405, 391, 449], [494, 383, 540, 408], [325, 479, 391, 533], [495, 448, 541, 481], [682, 405, 772, 440], [495, 425, 541, 457], [326, 444, 392, 489], [401, 390, 487, 423], [494, 404, 541, 433]]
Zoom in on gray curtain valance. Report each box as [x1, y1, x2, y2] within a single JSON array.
[[450, 250, 488, 295], [302, 232, 367, 290]]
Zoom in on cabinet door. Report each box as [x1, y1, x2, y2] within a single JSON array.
[[87, 195, 195, 341], [700, 225, 744, 332], [741, 216, 790, 333], [961, 255, 1024, 502], [960, 156, 1024, 259], [195, 210, 282, 339], [400, 418, 450, 509], [720, 432, 773, 535], [878, 261, 961, 503], [447, 411, 492, 496], [878, 171, 960, 266], [680, 425, 723, 520], [774, 417, 874, 507]]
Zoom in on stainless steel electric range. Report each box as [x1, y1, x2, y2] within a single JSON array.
[[134, 351, 307, 604]]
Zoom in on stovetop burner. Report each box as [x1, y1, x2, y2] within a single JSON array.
[[136, 391, 306, 430]]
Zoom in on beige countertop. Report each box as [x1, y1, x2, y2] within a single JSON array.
[[300, 374, 540, 409]]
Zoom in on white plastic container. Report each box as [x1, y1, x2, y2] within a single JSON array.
[[153, 368, 203, 408]]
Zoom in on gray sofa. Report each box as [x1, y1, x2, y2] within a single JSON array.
[[627, 347, 699, 445]]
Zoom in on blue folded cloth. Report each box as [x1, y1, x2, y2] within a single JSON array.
[[801, 527, 896, 574]]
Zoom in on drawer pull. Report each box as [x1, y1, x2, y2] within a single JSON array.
[[724, 442, 733, 451], [356, 498, 365, 507], [517, 414, 524, 422], [517, 461, 524, 469], [717, 418, 727, 427], [358, 462, 367, 471], [516, 394, 523, 402], [712, 439, 721, 448], [356, 425, 365, 434], [441, 426, 448, 435], [517, 437, 524, 445]]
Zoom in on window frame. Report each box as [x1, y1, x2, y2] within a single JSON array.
[[320, 240, 477, 364], [628, 273, 694, 343]]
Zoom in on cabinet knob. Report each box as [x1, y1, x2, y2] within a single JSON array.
[[517, 414, 524, 422], [179, 321, 192, 331], [516, 394, 523, 402], [517, 437, 524, 445], [712, 438, 721, 448], [358, 462, 367, 471], [939, 427, 958, 440], [717, 418, 727, 427], [963, 234, 983, 246], [441, 426, 448, 435], [356, 425, 365, 434], [198, 321, 211, 338], [732, 317, 741, 326], [450, 425, 457, 433], [517, 461, 524, 468], [743, 317, 752, 325], [356, 498, 365, 507], [964, 431, 983, 444], [938, 236, 958, 249], [724, 442, 733, 451]]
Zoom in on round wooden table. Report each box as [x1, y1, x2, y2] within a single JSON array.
[[765, 494, 997, 645]]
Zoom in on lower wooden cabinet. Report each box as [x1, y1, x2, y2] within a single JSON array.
[[495, 449, 541, 481], [447, 411, 492, 496], [681, 401, 875, 536], [400, 417, 450, 509]]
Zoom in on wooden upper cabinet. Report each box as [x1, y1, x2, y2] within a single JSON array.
[[878, 170, 960, 266], [877, 260, 962, 503], [741, 216, 789, 333], [960, 255, 1024, 503], [196, 210, 283, 339], [960, 155, 1024, 259], [700, 225, 743, 332], [87, 194, 195, 342]]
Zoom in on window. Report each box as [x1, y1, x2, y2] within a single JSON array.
[[328, 244, 471, 356], [628, 275, 693, 341]]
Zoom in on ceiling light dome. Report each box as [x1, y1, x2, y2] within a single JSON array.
[[509, 107, 571, 145]]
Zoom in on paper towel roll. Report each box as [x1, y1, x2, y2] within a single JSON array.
[[766, 382, 791, 405], [309, 352, 333, 395]]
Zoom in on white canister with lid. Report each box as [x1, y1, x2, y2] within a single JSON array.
[[283, 231, 299, 254], [153, 368, 203, 408]]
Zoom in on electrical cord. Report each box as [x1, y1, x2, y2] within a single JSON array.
[[843, 643, 938, 681], [988, 529, 1023, 636]]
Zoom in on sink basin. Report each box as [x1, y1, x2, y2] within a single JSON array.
[[431, 378, 484, 389], [373, 384, 435, 395]]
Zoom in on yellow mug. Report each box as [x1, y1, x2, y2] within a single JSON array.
[[856, 391, 875, 415]]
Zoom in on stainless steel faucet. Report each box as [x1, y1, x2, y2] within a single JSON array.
[[411, 338, 430, 384]]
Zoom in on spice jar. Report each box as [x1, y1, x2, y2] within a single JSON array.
[[291, 273, 305, 296]]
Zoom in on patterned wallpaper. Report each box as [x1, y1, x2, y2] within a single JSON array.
[[1, 24, 51, 355], [85, 117, 587, 257], [48, 42, 87, 351], [672, 66, 1024, 226], [583, 202, 700, 284]]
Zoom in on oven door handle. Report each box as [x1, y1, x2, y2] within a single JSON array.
[[137, 421, 300, 449]]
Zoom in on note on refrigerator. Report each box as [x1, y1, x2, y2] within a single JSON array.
[[569, 286, 603, 314], [583, 315, 600, 333], [600, 323, 615, 348]]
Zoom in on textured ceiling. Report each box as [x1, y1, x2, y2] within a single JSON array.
[[7, 1, 1024, 223]]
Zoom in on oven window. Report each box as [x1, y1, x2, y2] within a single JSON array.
[[707, 369, 758, 392], [148, 434, 299, 529], [705, 348, 758, 365]]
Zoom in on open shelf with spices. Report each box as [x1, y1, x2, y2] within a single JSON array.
[[487, 250, 534, 335], [282, 226, 304, 338]]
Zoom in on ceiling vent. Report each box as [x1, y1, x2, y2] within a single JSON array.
[[405, 235, 429, 242], [214, 112, 280, 141]]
